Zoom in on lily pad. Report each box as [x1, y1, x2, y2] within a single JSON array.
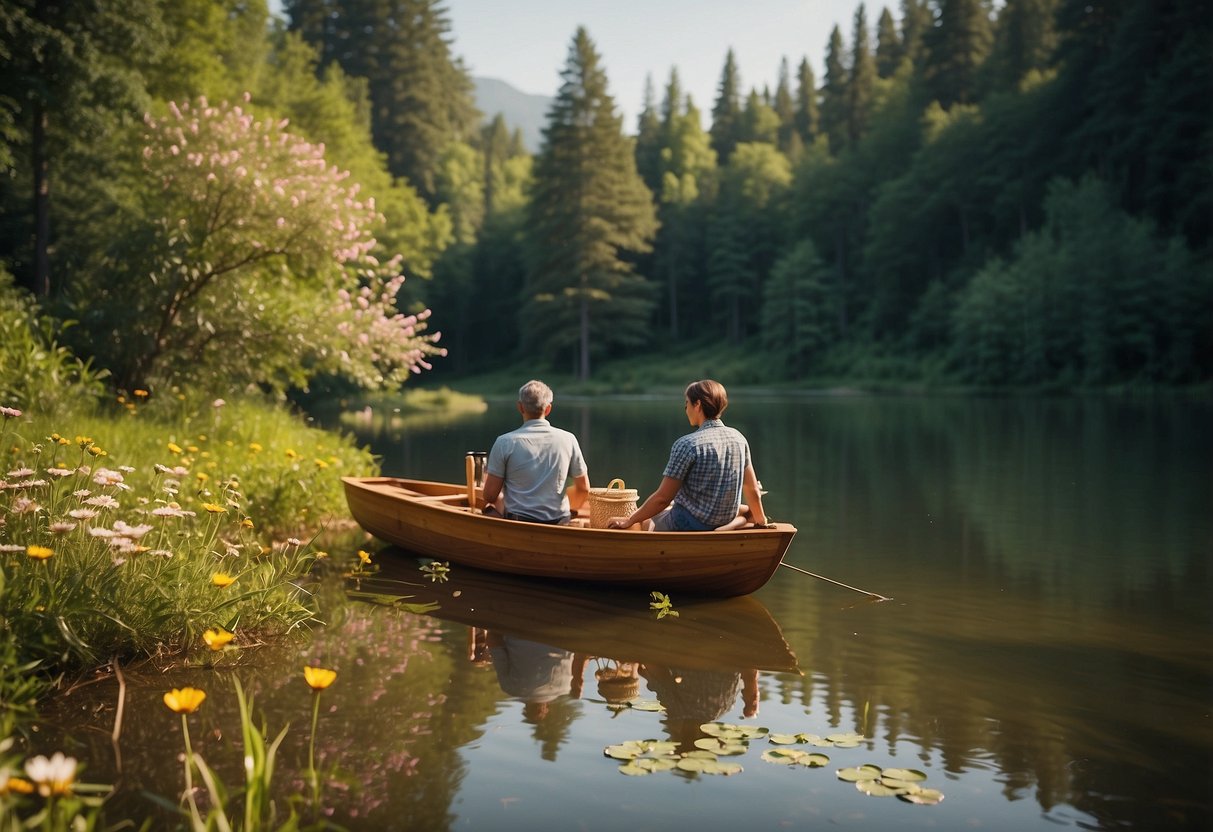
[[628, 699, 665, 712], [767, 733, 803, 745], [618, 763, 653, 776], [836, 765, 882, 782], [603, 739, 678, 760], [762, 748, 807, 765], [882, 777, 924, 791], [826, 732, 866, 748], [855, 780, 902, 797], [803, 753, 831, 768], [700, 722, 768, 740], [693, 737, 748, 756], [680, 750, 719, 760], [899, 788, 945, 805], [631, 757, 678, 772], [881, 767, 927, 782], [677, 757, 743, 775]]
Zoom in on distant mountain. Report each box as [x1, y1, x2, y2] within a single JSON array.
[[473, 77, 552, 154]]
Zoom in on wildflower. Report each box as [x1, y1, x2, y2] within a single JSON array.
[[93, 468, 125, 487], [119, 465, 135, 473], [248, 442, 263, 453], [313, 551, 329, 559], [314, 458, 329, 469], [4, 776, 35, 795], [285, 448, 298, 459], [49, 522, 77, 534], [149, 549, 174, 558], [12, 498, 40, 514], [87, 446, 107, 457], [303, 666, 337, 691], [0, 406, 22, 418], [0, 544, 23, 552], [84, 495, 120, 510], [163, 687, 206, 714], [167, 442, 183, 454], [75, 436, 93, 448], [45, 467, 73, 478], [211, 572, 236, 588], [202, 502, 225, 514], [287, 537, 302, 546], [203, 628, 234, 651], [89, 528, 117, 539], [26, 545, 53, 560], [212, 398, 226, 408], [112, 520, 153, 539], [73, 489, 91, 498], [240, 517, 254, 529], [134, 389, 149, 398], [358, 549, 372, 565], [6, 467, 34, 478], [23, 752, 76, 797], [152, 502, 194, 518], [196, 472, 209, 483], [68, 508, 99, 520]]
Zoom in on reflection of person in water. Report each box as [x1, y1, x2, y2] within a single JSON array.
[[479, 630, 584, 761], [638, 665, 760, 752]]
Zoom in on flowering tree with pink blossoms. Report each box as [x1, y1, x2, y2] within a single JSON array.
[[85, 94, 444, 392]]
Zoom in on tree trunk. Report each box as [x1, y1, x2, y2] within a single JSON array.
[[32, 102, 51, 298]]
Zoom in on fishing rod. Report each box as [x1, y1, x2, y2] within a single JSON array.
[[779, 561, 892, 602]]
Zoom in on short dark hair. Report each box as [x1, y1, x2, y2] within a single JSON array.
[[685, 379, 728, 420]]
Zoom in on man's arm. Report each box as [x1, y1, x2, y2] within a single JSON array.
[[481, 473, 505, 513], [567, 473, 591, 512], [741, 463, 768, 526]]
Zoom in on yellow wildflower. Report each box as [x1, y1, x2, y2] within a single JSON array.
[[87, 445, 106, 457], [303, 666, 337, 691], [248, 442, 263, 453], [4, 776, 35, 795], [211, 572, 235, 588], [75, 436, 93, 448], [163, 687, 206, 714], [187, 445, 199, 453], [202, 502, 225, 513], [313, 551, 329, 559], [314, 458, 329, 469], [134, 389, 149, 398], [285, 448, 298, 459], [23, 753, 76, 797], [358, 550, 372, 565], [57, 436, 69, 446], [203, 628, 234, 651], [240, 518, 254, 529], [116, 395, 126, 404], [167, 442, 183, 454], [26, 545, 54, 560]]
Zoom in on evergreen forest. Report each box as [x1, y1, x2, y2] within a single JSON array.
[[1, 0, 1210, 396]]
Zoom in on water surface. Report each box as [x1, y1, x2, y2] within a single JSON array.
[[36, 394, 1212, 830]]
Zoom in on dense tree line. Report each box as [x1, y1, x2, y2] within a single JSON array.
[[0, 0, 1209, 391]]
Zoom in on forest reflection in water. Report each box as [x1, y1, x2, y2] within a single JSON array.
[[31, 394, 1212, 831]]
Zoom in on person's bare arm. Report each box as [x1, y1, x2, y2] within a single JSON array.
[[567, 473, 591, 512], [480, 473, 504, 512], [741, 463, 769, 526], [607, 476, 681, 529]]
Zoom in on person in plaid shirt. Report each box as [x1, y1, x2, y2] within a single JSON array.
[[608, 380, 770, 531]]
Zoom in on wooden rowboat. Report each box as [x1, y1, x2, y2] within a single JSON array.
[[341, 476, 798, 596]]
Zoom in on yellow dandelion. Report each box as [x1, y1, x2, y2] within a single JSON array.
[[203, 628, 234, 651], [26, 545, 54, 560], [187, 445, 198, 453], [248, 442, 263, 453], [303, 666, 337, 691], [197, 434, 207, 442], [314, 458, 329, 469], [240, 518, 254, 529], [75, 436, 93, 448], [211, 572, 235, 588], [196, 472, 209, 482], [87, 446, 106, 457], [285, 448, 298, 459], [202, 502, 226, 513], [116, 395, 126, 404], [57, 436, 69, 446], [167, 442, 183, 454], [134, 389, 149, 398], [358, 550, 372, 565], [163, 687, 206, 714]]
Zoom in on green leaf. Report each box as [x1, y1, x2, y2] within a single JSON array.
[[855, 780, 901, 797], [899, 788, 945, 805], [803, 753, 830, 767], [836, 766, 882, 782], [693, 737, 748, 756], [618, 763, 653, 776], [882, 767, 927, 782], [767, 733, 803, 745], [761, 749, 805, 765]]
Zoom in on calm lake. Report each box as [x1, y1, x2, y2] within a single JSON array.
[[34, 394, 1212, 831]]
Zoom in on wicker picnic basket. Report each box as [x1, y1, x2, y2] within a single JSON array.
[[587, 478, 639, 529]]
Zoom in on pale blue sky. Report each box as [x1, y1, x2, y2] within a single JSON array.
[[445, 0, 865, 129]]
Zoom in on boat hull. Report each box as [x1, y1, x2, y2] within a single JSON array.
[[342, 477, 797, 596]]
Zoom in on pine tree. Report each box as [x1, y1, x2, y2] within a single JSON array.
[[848, 4, 877, 144], [773, 58, 798, 154], [710, 49, 743, 163], [923, 0, 995, 108], [522, 28, 658, 380], [286, 0, 479, 204], [635, 76, 664, 193], [900, 0, 934, 68], [741, 89, 780, 145], [820, 26, 850, 154], [988, 0, 1059, 91], [876, 6, 903, 78], [794, 58, 820, 144]]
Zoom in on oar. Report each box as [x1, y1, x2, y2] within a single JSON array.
[[779, 562, 892, 602], [464, 453, 476, 512]]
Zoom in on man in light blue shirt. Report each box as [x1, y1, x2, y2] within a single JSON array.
[[480, 380, 590, 524]]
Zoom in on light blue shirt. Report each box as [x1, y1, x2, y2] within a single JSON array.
[[487, 419, 587, 523]]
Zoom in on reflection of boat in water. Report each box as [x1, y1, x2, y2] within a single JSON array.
[[342, 477, 797, 596], [363, 554, 800, 674]]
